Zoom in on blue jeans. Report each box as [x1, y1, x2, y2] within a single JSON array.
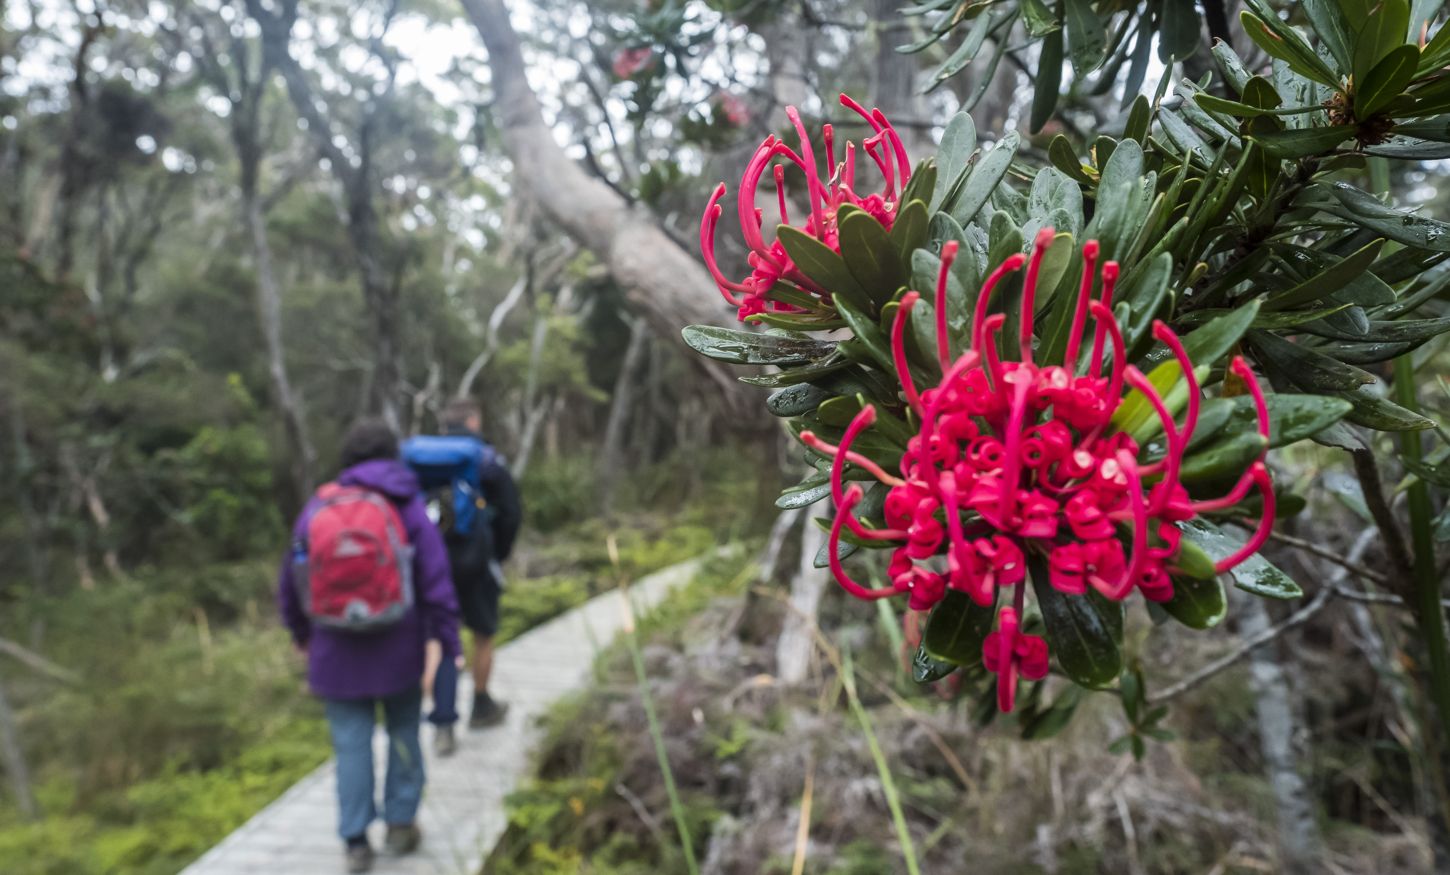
[[428, 658, 460, 726], [324, 686, 425, 841]]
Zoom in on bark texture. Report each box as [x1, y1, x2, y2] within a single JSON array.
[[1241, 596, 1323, 873], [459, 0, 749, 409]]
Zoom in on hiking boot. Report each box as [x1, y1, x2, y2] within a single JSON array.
[[434, 724, 457, 758], [469, 694, 509, 729], [384, 823, 422, 856], [344, 838, 374, 873]]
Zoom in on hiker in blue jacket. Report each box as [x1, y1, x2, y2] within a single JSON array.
[[404, 397, 522, 756]]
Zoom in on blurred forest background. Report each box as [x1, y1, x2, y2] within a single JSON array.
[[0, 0, 1447, 873]]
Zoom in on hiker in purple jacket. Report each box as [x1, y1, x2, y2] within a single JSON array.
[[278, 418, 462, 874]]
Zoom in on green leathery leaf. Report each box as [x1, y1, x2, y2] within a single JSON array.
[[1048, 135, 1096, 184], [1250, 125, 1355, 158], [932, 112, 977, 212], [814, 394, 865, 427], [776, 479, 831, 509], [681, 325, 836, 365], [1350, 0, 1410, 90], [1239, 8, 1340, 88], [890, 199, 930, 264], [923, 589, 999, 665], [1173, 539, 1219, 580], [1336, 387, 1437, 430], [1031, 27, 1064, 134], [898, 161, 937, 213], [737, 353, 850, 387], [1298, 315, 1450, 343], [1391, 116, 1450, 143], [838, 208, 906, 307], [1306, 0, 1353, 69], [1065, 0, 1108, 73], [912, 647, 961, 683], [1125, 95, 1152, 144], [1021, 686, 1084, 740], [1193, 92, 1298, 117], [1162, 575, 1228, 629], [766, 383, 832, 417], [1159, 0, 1201, 62], [1250, 332, 1433, 430], [1313, 182, 1450, 252], [1178, 518, 1303, 599], [949, 130, 1019, 226], [1218, 393, 1356, 448], [776, 226, 872, 309], [1263, 239, 1385, 310], [1356, 44, 1420, 118], [834, 296, 896, 373], [1248, 330, 1375, 390], [1031, 565, 1122, 689], [1212, 41, 1253, 93], [1021, 0, 1060, 36], [1179, 432, 1268, 482], [1404, 457, 1450, 488]]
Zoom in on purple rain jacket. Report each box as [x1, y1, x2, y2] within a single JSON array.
[[277, 458, 462, 700]]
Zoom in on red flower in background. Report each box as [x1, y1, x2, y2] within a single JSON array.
[[714, 92, 750, 128], [700, 94, 911, 319], [612, 47, 654, 80], [802, 231, 1276, 711]]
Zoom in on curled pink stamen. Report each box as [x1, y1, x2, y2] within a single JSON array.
[[1020, 228, 1056, 364], [1064, 240, 1100, 372], [801, 428, 907, 489], [786, 107, 827, 240], [973, 253, 1027, 358], [829, 485, 900, 599], [1090, 262, 1120, 377], [936, 241, 960, 371], [1213, 463, 1276, 572], [893, 292, 926, 413]]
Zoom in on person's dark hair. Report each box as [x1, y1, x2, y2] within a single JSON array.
[[441, 397, 481, 430], [339, 418, 399, 469]]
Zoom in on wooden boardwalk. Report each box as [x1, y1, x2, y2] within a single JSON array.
[[179, 557, 707, 875]]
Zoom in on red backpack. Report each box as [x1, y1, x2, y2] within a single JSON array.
[[293, 483, 414, 631]]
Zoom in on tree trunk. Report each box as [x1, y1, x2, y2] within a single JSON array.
[[4, 392, 47, 590], [250, 0, 402, 429], [598, 315, 650, 512], [458, 0, 752, 413], [776, 514, 828, 685], [872, 0, 925, 158], [1240, 596, 1323, 873], [243, 176, 315, 503], [0, 675, 37, 820]]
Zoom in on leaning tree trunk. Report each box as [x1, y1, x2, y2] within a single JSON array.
[[458, 0, 752, 412], [1240, 595, 1324, 873], [0, 675, 36, 820], [598, 315, 650, 512], [242, 169, 315, 503], [776, 514, 828, 685]]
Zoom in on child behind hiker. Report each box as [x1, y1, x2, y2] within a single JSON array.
[[277, 418, 461, 873]]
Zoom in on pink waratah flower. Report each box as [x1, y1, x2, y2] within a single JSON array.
[[801, 230, 1276, 711], [613, 47, 654, 80], [700, 94, 911, 319]]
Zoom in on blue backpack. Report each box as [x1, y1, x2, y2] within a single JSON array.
[[400, 435, 497, 539]]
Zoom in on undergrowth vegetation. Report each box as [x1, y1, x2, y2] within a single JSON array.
[[485, 541, 1430, 875], [0, 448, 771, 875]]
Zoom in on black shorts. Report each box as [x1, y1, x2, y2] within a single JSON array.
[[454, 565, 501, 637]]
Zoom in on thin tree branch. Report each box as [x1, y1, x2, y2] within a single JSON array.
[[0, 635, 80, 685], [1267, 530, 1391, 587], [1150, 528, 1378, 705], [1353, 449, 1415, 593]]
